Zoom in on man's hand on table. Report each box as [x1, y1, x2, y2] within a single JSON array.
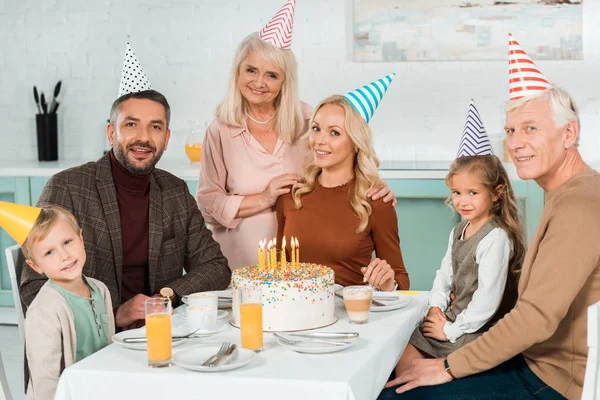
[[385, 358, 453, 393], [115, 293, 151, 328]]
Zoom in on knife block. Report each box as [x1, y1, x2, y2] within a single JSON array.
[[36, 113, 58, 161]]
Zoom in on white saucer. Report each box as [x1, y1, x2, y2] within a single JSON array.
[[276, 333, 357, 354], [112, 328, 187, 351], [217, 310, 230, 320], [173, 345, 256, 372], [186, 319, 228, 335], [370, 292, 412, 312]]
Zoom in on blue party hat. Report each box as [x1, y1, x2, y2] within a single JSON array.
[[343, 74, 395, 123], [456, 100, 494, 158]]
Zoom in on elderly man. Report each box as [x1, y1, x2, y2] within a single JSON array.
[[20, 45, 230, 328], [381, 85, 600, 399]]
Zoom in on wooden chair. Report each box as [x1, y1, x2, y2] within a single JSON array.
[[582, 300, 600, 399]]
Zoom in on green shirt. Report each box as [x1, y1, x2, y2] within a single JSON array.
[[48, 278, 109, 362]]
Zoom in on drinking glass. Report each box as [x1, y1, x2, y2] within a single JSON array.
[[145, 297, 172, 367], [239, 285, 263, 352], [343, 285, 374, 324]]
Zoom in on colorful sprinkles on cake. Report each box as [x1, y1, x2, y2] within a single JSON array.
[[232, 262, 335, 304]]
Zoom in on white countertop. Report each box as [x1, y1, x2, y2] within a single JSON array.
[[0, 158, 521, 180]]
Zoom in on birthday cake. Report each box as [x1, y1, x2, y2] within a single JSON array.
[[231, 263, 336, 332]]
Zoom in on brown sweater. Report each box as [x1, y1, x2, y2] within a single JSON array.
[[448, 169, 600, 399], [276, 180, 409, 289]]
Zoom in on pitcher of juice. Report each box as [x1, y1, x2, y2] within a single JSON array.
[[145, 297, 172, 367], [239, 285, 263, 352]]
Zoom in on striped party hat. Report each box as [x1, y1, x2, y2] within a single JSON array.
[[343, 73, 395, 124], [456, 100, 494, 158], [259, 0, 296, 49], [118, 43, 152, 97], [508, 33, 551, 101]]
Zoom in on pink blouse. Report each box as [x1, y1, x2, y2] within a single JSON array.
[[196, 102, 312, 270]]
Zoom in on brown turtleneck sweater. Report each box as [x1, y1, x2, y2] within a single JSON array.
[[276, 180, 409, 289], [110, 150, 151, 303]]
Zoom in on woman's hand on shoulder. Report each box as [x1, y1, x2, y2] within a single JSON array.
[[361, 258, 396, 291], [262, 173, 301, 207], [367, 182, 397, 206]]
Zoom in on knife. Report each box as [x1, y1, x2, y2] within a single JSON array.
[[210, 344, 237, 367], [122, 334, 211, 343]]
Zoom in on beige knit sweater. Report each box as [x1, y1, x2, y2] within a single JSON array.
[[448, 169, 600, 400], [25, 277, 115, 400]]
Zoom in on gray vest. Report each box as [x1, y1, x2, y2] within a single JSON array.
[[446, 218, 501, 324]]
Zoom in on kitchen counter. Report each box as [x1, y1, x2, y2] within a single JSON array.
[[0, 159, 521, 180]]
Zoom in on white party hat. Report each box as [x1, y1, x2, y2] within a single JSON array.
[[456, 100, 494, 157], [259, 0, 296, 49], [118, 43, 152, 97], [508, 33, 551, 101], [343, 73, 395, 124]]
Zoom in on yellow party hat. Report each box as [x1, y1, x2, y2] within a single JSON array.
[[0, 201, 41, 245]]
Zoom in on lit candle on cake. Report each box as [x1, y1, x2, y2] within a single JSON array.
[[295, 237, 300, 268], [271, 238, 277, 269], [258, 239, 266, 270], [281, 236, 287, 268], [266, 240, 273, 269], [290, 236, 296, 268]]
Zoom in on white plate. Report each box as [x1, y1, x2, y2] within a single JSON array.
[[276, 333, 357, 354], [112, 328, 187, 351], [173, 345, 256, 372], [187, 319, 228, 335], [217, 310, 230, 320], [370, 292, 412, 312]]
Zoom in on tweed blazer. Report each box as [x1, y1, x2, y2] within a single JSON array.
[[20, 153, 231, 309]]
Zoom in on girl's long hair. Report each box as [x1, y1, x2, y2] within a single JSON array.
[[445, 155, 526, 280], [292, 95, 383, 233], [215, 32, 304, 143]]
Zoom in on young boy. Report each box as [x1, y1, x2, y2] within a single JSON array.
[[0, 203, 115, 400]]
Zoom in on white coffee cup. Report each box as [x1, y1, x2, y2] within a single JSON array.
[[182, 292, 218, 308], [186, 305, 217, 331]]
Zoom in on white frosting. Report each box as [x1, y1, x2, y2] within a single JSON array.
[[231, 263, 336, 332]]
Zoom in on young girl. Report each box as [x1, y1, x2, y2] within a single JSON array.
[[392, 154, 525, 375], [276, 77, 409, 291]]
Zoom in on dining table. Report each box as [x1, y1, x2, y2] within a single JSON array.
[[55, 291, 429, 400]]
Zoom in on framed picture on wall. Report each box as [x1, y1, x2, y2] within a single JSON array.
[[353, 0, 583, 62]]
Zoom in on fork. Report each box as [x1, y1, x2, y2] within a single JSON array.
[[201, 342, 230, 366], [274, 333, 347, 346]]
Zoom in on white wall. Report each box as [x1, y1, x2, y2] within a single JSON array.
[[1, 0, 599, 165]]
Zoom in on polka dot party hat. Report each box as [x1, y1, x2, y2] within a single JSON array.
[[118, 42, 152, 97], [456, 100, 494, 158], [508, 33, 551, 101], [343, 73, 395, 124]]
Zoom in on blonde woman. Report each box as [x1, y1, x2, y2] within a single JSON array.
[[276, 93, 409, 290], [197, 29, 394, 270]]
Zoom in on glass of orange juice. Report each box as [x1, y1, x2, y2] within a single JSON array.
[[239, 285, 263, 352], [145, 297, 172, 367]]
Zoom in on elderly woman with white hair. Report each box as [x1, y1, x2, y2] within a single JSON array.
[[196, 2, 394, 270]]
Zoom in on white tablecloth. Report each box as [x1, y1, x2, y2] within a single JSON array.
[[56, 292, 428, 400]]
